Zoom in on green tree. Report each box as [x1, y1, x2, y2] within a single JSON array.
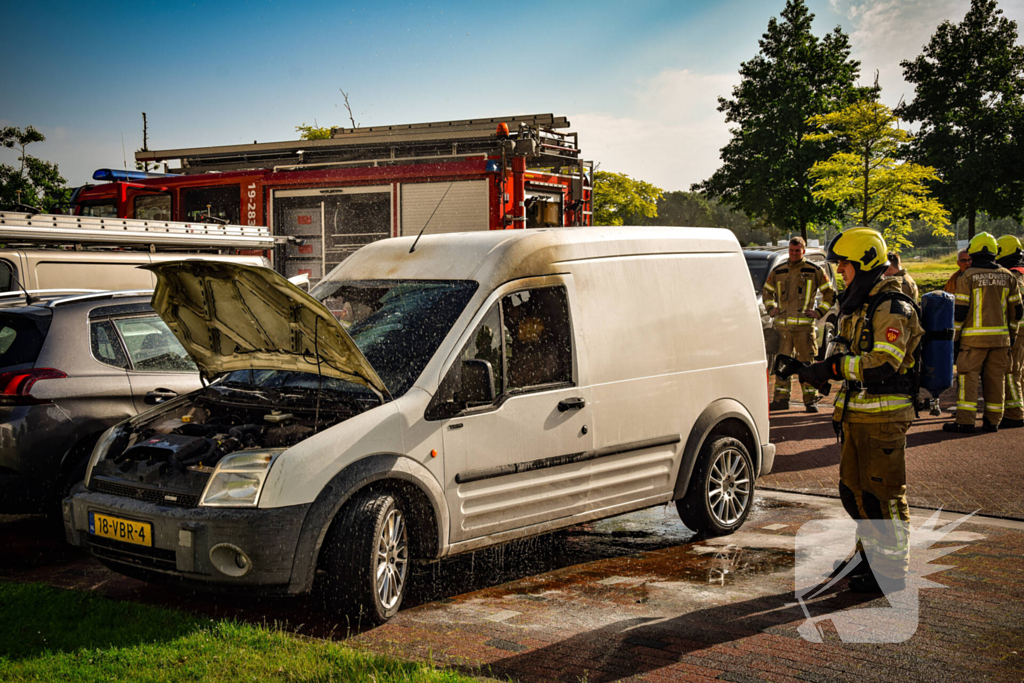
[[646, 191, 770, 244], [592, 170, 663, 226], [693, 0, 870, 241], [898, 0, 1024, 239], [807, 101, 951, 251], [0, 126, 69, 213], [295, 123, 333, 140]]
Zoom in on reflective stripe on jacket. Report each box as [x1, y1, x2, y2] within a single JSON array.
[[833, 277, 924, 424], [954, 266, 1022, 348], [761, 258, 835, 328]]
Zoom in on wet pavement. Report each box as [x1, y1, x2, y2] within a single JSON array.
[[3, 491, 1023, 682], [762, 382, 1024, 520]]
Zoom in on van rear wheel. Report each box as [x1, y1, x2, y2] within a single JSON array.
[[676, 436, 754, 537], [322, 490, 410, 626]]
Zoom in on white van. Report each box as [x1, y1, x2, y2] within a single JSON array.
[[64, 227, 774, 624]]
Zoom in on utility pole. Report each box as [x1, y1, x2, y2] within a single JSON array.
[[141, 113, 149, 172]]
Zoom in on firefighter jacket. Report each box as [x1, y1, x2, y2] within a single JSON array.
[[761, 258, 835, 328], [892, 268, 919, 302], [833, 277, 925, 424], [1011, 268, 1024, 343], [954, 264, 1023, 348]]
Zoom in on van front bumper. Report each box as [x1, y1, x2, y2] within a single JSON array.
[[63, 483, 312, 594]]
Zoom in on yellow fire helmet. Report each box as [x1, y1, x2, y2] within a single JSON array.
[[997, 234, 1022, 259], [825, 227, 888, 270], [968, 232, 999, 257]]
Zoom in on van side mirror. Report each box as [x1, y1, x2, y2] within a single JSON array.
[[456, 359, 496, 405]]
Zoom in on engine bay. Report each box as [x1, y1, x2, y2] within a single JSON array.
[[88, 387, 362, 504]]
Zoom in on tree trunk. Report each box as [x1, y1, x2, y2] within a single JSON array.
[[862, 143, 870, 227], [968, 203, 976, 240]]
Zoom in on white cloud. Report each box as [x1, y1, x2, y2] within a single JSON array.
[[573, 69, 739, 192], [829, 0, 1023, 105]]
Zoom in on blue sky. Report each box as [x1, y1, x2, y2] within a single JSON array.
[[2, 0, 1021, 191]]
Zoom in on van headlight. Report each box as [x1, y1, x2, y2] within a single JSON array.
[[200, 450, 284, 508], [85, 425, 126, 487]]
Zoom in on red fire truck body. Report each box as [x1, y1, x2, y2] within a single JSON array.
[[72, 115, 592, 282]]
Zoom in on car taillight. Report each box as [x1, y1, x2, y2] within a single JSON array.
[[0, 368, 67, 406]]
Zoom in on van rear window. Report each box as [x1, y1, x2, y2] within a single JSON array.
[[0, 311, 52, 369]]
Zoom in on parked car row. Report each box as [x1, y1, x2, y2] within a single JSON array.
[[3, 227, 776, 626]]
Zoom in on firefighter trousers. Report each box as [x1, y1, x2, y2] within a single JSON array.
[[1004, 339, 1024, 422], [773, 325, 819, 405], [838, 420, 910, 583], [956, 346, 1010, 425]]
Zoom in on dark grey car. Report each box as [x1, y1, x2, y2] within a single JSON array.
[[743, 247, 838, 365], [0, 291, 202, 513]]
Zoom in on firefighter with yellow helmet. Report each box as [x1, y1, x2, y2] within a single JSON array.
[[944, 232, 1023, 433], [762, 237, 836, 412], [995, 235, 1024, 429], [796, 227, 923, 593]]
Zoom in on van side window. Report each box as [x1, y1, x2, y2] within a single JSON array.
[[91, 321, 128, 369], [458, 303, 504, 399], [0, 259, 15, 293], [502, 286, 572, 390]]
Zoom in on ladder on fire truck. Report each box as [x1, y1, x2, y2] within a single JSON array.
[[135, 113, 590, 176], [0, 211, 276, 252]]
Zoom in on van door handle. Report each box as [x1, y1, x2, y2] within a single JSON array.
[[145, 388, 178, 405], [557, 397, 586, 412]]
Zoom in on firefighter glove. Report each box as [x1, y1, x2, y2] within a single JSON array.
[[798, 355, 845, 389]]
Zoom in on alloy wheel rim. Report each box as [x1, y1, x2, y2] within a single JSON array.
[[375, 509, 408, 610], [707, 448, 751, 526]]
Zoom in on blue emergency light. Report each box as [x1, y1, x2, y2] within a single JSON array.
[[92, 168, 176, 182]]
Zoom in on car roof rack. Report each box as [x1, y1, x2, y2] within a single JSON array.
[[47, 290, 154, 308], [0, 211, 275, 251]]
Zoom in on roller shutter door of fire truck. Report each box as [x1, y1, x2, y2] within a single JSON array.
[[400, 180, 488, 235], [271, 186, 392, 284]]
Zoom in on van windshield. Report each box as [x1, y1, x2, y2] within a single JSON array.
[[310, 279, 479, 397]]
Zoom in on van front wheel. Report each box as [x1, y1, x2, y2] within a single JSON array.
[[676, 436, 754, 537], [322, 490, 410, 625]]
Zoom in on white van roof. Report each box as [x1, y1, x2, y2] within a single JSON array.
[[334, 227, 740, 287]]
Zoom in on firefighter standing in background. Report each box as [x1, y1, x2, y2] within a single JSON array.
[[762, 237, 836, 412], [885, 252, 919, 302], [944, 232, 1023, 434], [798, 228, 924, 593], [996, 235, 1024, 429]]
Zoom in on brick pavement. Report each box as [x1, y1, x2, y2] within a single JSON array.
[[350, 496, 1024, 683], [3, 494, 1023, 682], [762, 381, 1024, 520]]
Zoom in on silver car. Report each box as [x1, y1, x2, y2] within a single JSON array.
[[0, 291, 202, 514]]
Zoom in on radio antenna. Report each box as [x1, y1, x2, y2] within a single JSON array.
[[314, 315, 323, 433], [1, 262, 35, 305], [409, 181, 454, 254]]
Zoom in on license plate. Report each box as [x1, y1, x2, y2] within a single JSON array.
[[89, 511, 152, 547]]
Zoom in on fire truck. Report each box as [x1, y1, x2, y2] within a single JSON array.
[[71, 114, 593, 284]]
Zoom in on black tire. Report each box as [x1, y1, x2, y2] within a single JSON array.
[[676, 436, 755, 537], [321, 490, 410, 626]]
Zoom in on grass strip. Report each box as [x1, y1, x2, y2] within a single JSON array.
[[0, 582, 477, 683]]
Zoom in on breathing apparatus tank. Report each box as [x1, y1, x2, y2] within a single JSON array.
[[919, 290, 955, 415]]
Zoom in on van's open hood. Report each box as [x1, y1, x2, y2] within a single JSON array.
[[145, 261, 390, 398]]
